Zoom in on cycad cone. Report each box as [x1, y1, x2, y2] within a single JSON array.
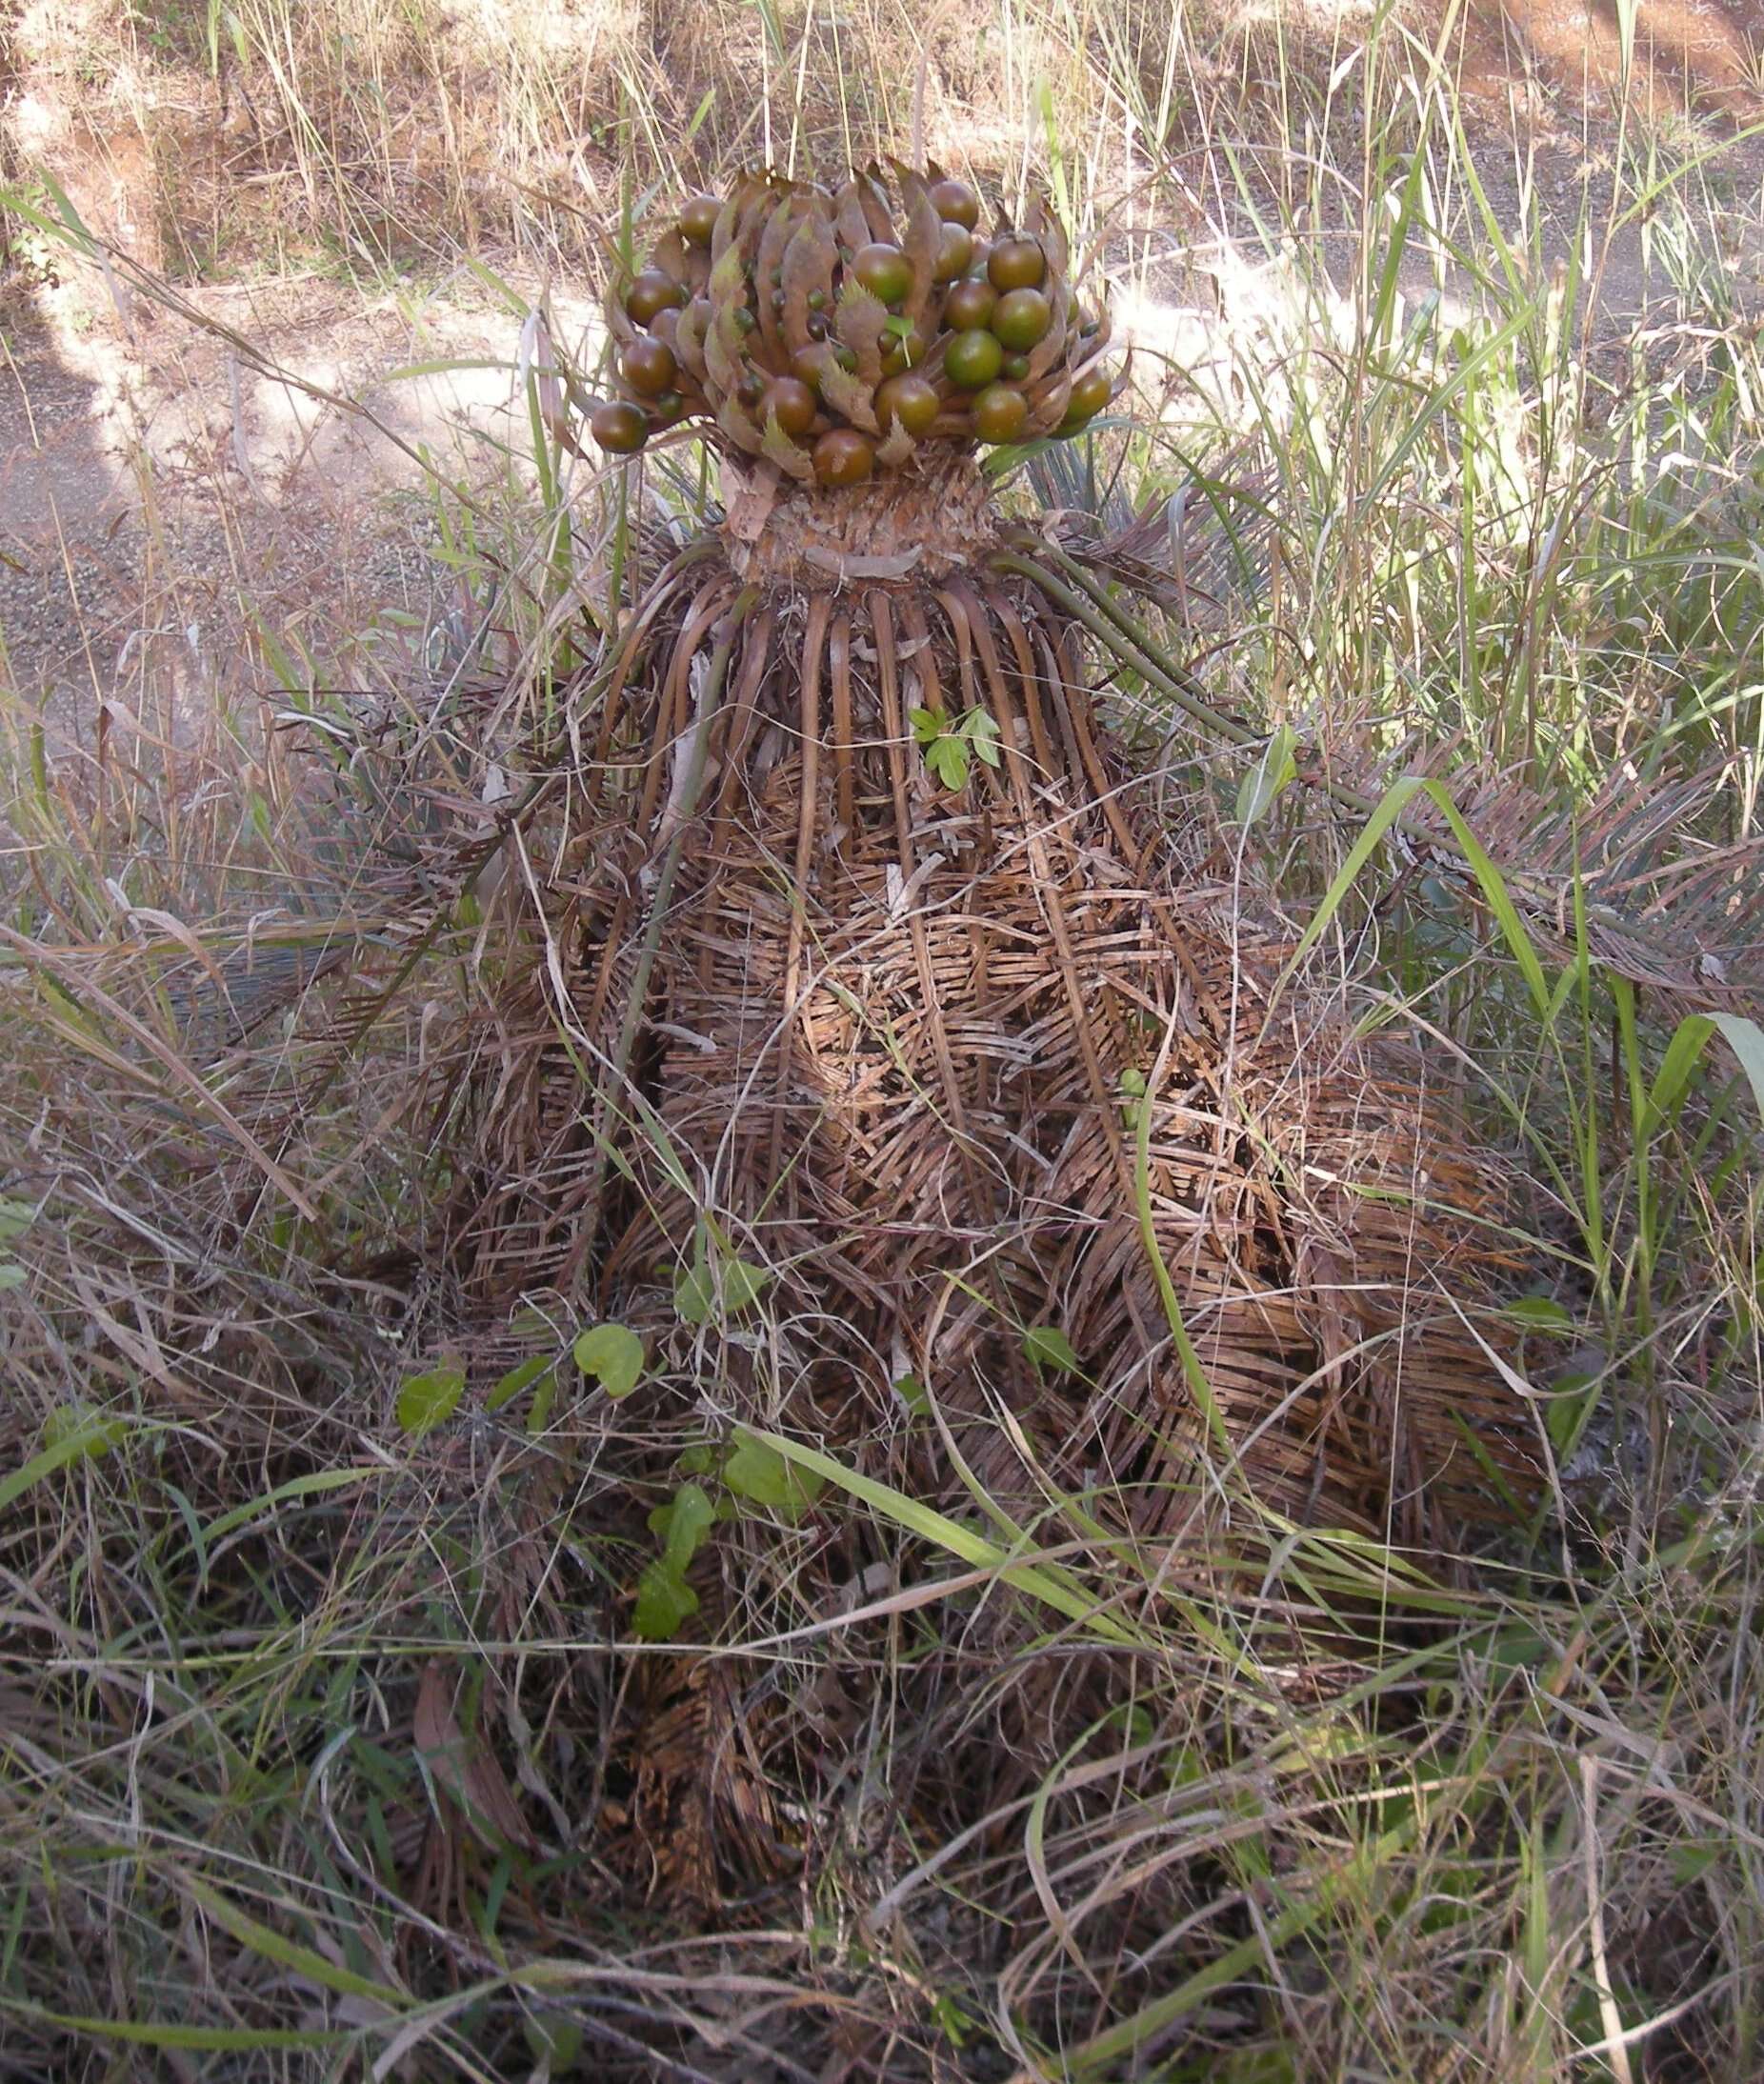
[[593, 163, 1115, 475]]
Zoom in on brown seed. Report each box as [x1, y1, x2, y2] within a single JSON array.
[[591, 400, 648, 453], [626, 269, 687, 324], [880, 325, 929, 378], [928, 177, 980, 230], [986, 235, 1047, 293], [875, 372, 939, 437], [621, 335, 677, 396], [791, 342, 840, 392], [812, 428, 875, 488], [761, 376, 817, 437], [932, 221, 974, 282], [678, 194, 720, 246], [942, 277, 997, 331]]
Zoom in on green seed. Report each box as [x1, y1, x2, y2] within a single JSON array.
[[852, 242, 912, 306], [1065, 365, 1113, 422], [992, 288, 1052, 351], [945, 329, 1004, 391]]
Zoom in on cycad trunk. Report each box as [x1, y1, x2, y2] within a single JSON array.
[[438, 449, 1532, 1552]]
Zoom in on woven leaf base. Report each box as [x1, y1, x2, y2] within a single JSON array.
[[432, 533, 1535, 1551]]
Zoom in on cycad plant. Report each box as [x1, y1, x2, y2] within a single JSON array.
[[430, 161, 1533, 1563]]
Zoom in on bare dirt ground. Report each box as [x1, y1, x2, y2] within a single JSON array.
[[4, 3, 1764, 740], [1, 262, 609, 740]]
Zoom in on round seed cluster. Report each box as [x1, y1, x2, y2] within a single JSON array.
[[590, 162, 1117, 484]]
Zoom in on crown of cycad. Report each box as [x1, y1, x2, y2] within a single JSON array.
[[590, 163, 1117, 484]]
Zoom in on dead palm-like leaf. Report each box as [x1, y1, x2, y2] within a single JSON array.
[[371, 451, 1541, 1561]]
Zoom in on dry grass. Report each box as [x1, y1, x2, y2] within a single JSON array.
[[4, 2, 1764, 2080], [3, 0, 1560, 277]]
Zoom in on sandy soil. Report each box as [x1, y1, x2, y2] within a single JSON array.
[[1, 258, 612, 746]]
